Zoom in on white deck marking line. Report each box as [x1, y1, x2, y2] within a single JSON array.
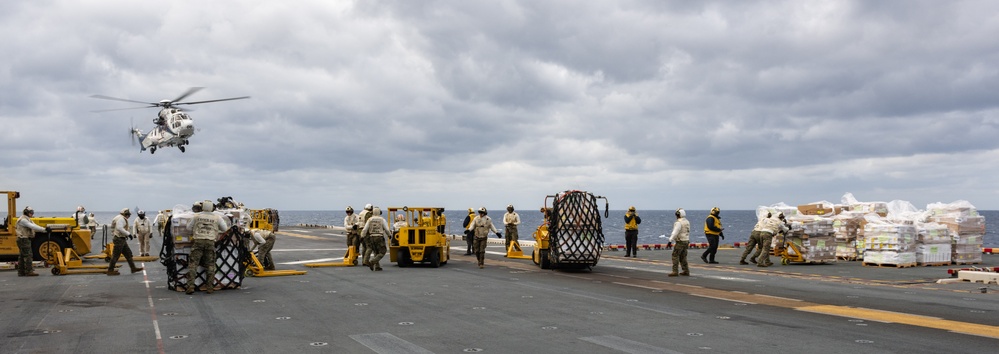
[[580, 335, 682, 354], [271, 248, 342, 252], [349, 332, 434, 354], [754, 293, 803, 302], [690, 293, 757, 304], [281, 258, 340, 264], [613, 282, 663, 291], [141, 269, 166, 354]]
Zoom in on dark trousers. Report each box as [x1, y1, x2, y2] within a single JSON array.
[[625, 229, 638, 256], [108, 236, 138, 271], [702, 234, 720, 262]]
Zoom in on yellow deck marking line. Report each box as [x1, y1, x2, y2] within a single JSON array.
[[796, 305, 999, 339]]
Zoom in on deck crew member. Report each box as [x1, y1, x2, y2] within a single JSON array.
[[107, 208, 144, 276], [667, 208, 691, 277], [154, 210, 168, 238], [462, 208, 475, 255], [87, 213, 98, 237], [701, 207, 724, 264], [361, 206, 390, 271], [134, 210, 153, 257], [471, 207, 501, 269], [758, 212, 789, 268], [15, 206, 47, 277], [255, 229, 277, 270], [739, 213, 769, 265], [187, 201, 227, 294], [358, 204, 373, 266], [344, 206, 361, 264], [503, 205, 521, 251], [624, 206, 642, 257], [72, 205, 89, 230]]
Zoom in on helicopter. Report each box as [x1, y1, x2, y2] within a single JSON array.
[[91, 87, 249, 154]]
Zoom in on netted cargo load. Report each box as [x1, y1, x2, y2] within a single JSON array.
[[159, 206, 248, 292], [544, 190, 609, 270]]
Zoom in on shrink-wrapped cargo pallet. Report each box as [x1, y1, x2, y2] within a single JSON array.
[[915, 223, 951, 265], [927, 201, 985, 265], [863, 223, 917, 267], [833, 212, 864, 260]]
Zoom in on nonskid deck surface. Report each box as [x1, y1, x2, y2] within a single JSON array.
[[1, 226, 997, 353]]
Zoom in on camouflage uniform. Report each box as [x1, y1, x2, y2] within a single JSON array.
[[740, 220, 767, 264], [344, 212, 361, 263], [472, 211, 499, 268], [668, 210, 691, 276], [256, 230, 276, 270], [503, 207, 520, 251], [108, 211, 143, 275], [186, 208, 227, 294], [16, 214, 46, 276], [361, 207, 389, 271], [358, 207, 372, 266]]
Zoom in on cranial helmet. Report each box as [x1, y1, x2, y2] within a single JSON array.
[[346, 206, 354, 213], [710, 207, 720, 216], [120, 208, 131, 215], [628, 206, 636, 211], [478, 207, 487, 215], [77, 205, 84, 212], [507, 205, 514, 212], [137, 210, 146, 217], [23, 206, 34, 215], [468, 208, 474, 213], [371, 207, 381, 216], [777, 212, 785, 219], [364, 204, 373, 211], [675, 208, 685, 218], [202, 200, 214, 213]]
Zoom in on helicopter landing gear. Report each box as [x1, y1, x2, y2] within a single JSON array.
[[150, 147, 156, 154], [179, 146, 186, 153]]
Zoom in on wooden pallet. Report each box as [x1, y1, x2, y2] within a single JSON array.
[[952, 261, 982, 265], [863, 262, 916, 268], [836, 256, 859, 261], [918, 262, 950, 267]]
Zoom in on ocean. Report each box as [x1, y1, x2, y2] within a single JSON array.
[[56, 209, 999, 247]]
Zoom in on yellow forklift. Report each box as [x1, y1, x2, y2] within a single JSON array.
[[1, 191, 93, 267], [388, 207, 449, 268]]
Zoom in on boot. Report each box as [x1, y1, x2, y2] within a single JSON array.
[[701, 255, 708, 263], [25, 272, 39, 277], [667, 272, 678, 277], [739, 259, 749, 265], [131, 267, 144, 273], [185, 285, 194, 295], [749, 257, 757, 264], [757, 263, 769, 267], [368, 262, 375, 271], [107, 270, 120, 276], [680, 271, 690, 276]]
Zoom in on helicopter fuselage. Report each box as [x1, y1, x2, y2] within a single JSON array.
[[134, 108, 195, 153]]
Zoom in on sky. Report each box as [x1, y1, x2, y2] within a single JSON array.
[[2, 0, 998, 213]]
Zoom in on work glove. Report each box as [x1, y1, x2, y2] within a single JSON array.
[[496, 232, 502, 238], [45, 226, 52, 232], [352, 224, 358, 231], [128, 235, 135, 240], [720, 232, 725, 240]]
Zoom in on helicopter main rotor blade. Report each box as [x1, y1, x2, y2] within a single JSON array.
[[92, 106, 158, 113], [90, 94, 158, 106], [171, 87, 204, 104], [174, 96, 250, 106]]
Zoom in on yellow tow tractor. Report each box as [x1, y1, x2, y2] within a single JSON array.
[[244, 208, 306, 276], [531, 222, 553, 269], [1, 191, 94, 269], [388, 207, 449, 268]]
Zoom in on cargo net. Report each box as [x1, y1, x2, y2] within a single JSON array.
[[160, 216, 248, 292], [549, 191, 604, 268]]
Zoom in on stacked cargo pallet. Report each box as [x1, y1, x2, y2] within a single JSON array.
[[833, 212, 865, 261], [796, 217, 837, 263], [862, 222, 917, 267], [927, 202, 985, 265], [915, 223, 951, 266]]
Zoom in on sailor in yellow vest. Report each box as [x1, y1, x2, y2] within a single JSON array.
[[462, 208, 475, 255], [623, 206, 642, 257], [701, 207, 724, 264]]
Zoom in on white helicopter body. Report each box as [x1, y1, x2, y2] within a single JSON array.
[[91, 87, 248, 154]]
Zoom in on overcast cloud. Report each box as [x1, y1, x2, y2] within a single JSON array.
[[2, 0, 998, 212]]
